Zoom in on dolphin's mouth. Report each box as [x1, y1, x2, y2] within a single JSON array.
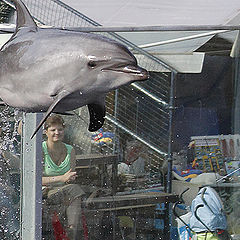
[[102, 64, 149, 80]]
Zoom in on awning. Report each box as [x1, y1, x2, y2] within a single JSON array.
[[59, 0, 240, 72], [60, 0, 240, 27]]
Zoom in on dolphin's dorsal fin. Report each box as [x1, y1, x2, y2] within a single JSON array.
[[12, 0, 37, 31]]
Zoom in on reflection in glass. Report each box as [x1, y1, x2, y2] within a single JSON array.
[[0, 107, 22, 239]]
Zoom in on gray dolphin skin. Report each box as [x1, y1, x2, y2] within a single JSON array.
[[0, 0, 149, 138]]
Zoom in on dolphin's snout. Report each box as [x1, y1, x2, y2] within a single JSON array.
[[102, 63, 149, 80], [124, 65, 149, 81], [138, 66, 149, 80]]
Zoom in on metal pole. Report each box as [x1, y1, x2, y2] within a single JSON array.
[[166, 71, 176, 194], [138, 30, 230, 49], [164, 71, 177, 239], [131, 83, 168, 107], [21, 113, 43, 240], [113, 89, 119, 154], [106, 115, 167, 157], [1, 24, 239, 33], [59, 25, 240, 32], [111, 90, 119, 240]]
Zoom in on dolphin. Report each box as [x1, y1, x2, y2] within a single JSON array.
[[0, 0, 148, 138]]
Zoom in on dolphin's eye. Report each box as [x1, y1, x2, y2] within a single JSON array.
[[88, 61, 97, 68]]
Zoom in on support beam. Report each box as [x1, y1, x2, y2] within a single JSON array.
[[21, 113, 43, 240], [138, 30, 230, 49], [0, 25, 239, 33], [59, 25, 240, 32]]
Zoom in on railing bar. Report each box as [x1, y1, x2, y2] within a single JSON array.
[[106, 115, 167, 156]]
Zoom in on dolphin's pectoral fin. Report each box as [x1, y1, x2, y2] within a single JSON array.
[[31, 90, 70, 139], [88, 103, 106, 132]]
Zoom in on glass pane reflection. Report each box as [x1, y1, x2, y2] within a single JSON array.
[[0, 107, 22, 239]]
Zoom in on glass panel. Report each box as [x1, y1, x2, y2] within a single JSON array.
[[41, 110, 173, 240], [0, 107, 22, 239], [2, 0, 240, 239]]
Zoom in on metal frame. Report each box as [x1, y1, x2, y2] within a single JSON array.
[[42, 25, 240, 32]]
